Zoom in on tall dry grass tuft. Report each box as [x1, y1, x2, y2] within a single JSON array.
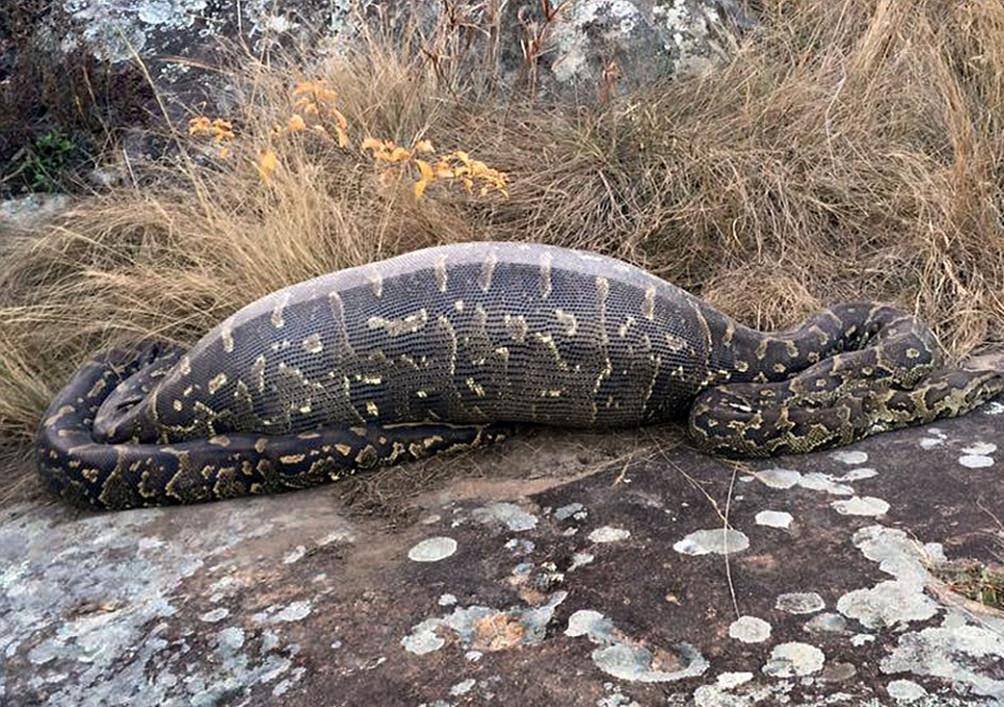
[[2, 0, 1003, 496]]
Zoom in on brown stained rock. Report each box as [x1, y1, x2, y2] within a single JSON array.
[[1, 397, 1003, 705]]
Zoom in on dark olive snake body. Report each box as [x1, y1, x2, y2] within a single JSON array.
[[36, 242, 1004, 509]]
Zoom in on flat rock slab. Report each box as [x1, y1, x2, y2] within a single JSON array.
[[2, 400, 1003, 706]]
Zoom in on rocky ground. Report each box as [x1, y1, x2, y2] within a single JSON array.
[[2, 398, 1003, 706]]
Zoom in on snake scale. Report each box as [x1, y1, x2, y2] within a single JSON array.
[[36, 242, 1003, 510]]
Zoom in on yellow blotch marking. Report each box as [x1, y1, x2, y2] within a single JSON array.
[[355, 445, 379, 466], [43, 404, 75, 427], [454, 299, 465, 312], [271, 294, 290, 329], [208, 373, 228, 395], [302, 334, 323, 354], [416, 390, 428, 398], [86, 377, 108, 399], [250, 354, 267, 392], [722, 321, 735, 347], [466, 377, 486, 397], [335, 443, 353, 456], [435, 256, 449, 293], [280, 454, 306, 464], [540, 253, 553, 299], [642, 286, 656, 321], [504, 314, 529, 343], [495, 346, 510, 362], [254, 438, 268, 453], [664, 333, 687, 353], [906, 348, 920, 359], [595, 276, 610, 303], [735, 360, 750, 372], [618, 316, 635, 338], [172, 400, 183, 412], [179, 356, 192, 376], [368, 269, 383, 298], [772, 363, 786, 374], [209, 435, 231, 447], [367, 308, 429, 336], [555, 309, 578, 336], [479, 251, 498, 291], [366, 401, 380, 417], [220, 322, 235, 353]]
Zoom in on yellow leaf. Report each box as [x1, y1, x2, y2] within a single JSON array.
[[335, 127, 350, 148], [293, 80, 329, 96], [288, 114, 306, 132], [331, 109, 349, 130], [218, 145, 231, 159], [415, 139, 434, 154], [389, 146, 412, 162], [361, 137, 383, 152], [415, 159, 434, 181], [257, 149, 279, 182], [414, 179, 430, 199], [188, 116, 210, 135]]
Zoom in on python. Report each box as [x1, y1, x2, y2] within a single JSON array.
[[36, 242, 1003, 509]]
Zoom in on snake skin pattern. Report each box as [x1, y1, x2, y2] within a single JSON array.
[[36, 242, 1004, 510]]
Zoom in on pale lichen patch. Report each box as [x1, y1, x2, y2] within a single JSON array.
[[673, 529, 748, 556], [471, 503, 538, 532], [728, 616, 771, 644], [408, 536, 458, 563], [587, 526, 631, 544], [754, 468, 852, 495], [831, 496, 890, 517], [565, 609, 709, 683], [755, 510, 792, 529], [775, 592, 825, 615], [830, 450, 868, 465], [761, 642, 825, 678], [886, 679, 927, 703]]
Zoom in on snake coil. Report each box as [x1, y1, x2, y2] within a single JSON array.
[[36, 242, 1003, 509]]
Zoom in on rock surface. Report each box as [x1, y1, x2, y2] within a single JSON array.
[[2, 398, 1003, 705], [22, 0, 751, 106]]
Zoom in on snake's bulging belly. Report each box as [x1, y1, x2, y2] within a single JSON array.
[[101, 243, 716, 442]]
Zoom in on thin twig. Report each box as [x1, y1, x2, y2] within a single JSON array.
[[723, 465, 741, 619]]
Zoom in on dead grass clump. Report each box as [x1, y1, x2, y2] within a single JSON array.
[[2, 0, 1004, 499], [931, 557, 1004, 613]]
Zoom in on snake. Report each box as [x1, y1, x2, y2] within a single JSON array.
[[35, 242, 1004, 510]]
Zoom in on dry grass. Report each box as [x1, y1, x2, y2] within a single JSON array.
[[2, 0, 1004, 499]]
